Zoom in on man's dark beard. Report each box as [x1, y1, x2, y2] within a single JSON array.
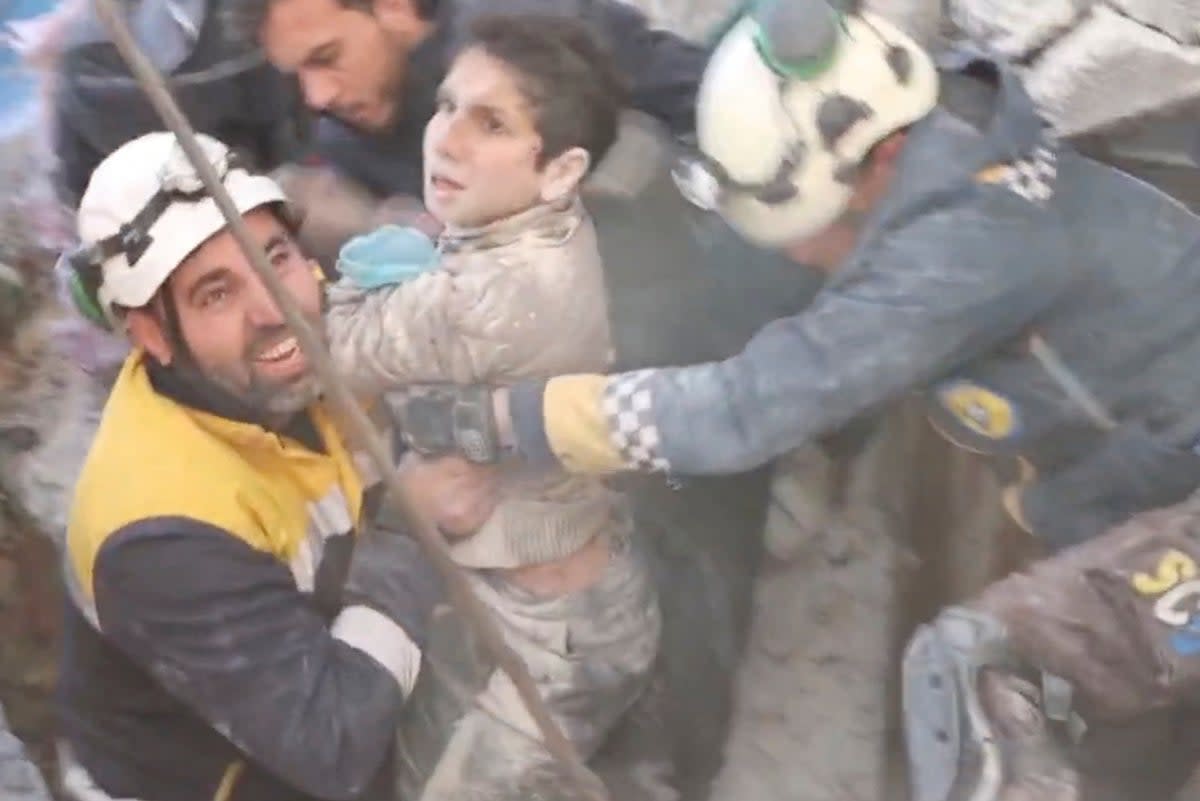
[[156, 290, 322, 429]]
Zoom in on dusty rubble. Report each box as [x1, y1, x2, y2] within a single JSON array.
[[944, 0, 1200, 141], [633, 0, 1200, 146], [0, 702, 52, 801], [0, 113, 98, 799], [4, 2, 1200, 801]]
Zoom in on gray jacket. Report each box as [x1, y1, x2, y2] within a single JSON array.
[[326, 199, 626, 569], [52, 0, 305, 205], [513, 54, 1200, 550]]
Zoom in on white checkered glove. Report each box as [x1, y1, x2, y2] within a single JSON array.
[[602, 370, 671, 472]]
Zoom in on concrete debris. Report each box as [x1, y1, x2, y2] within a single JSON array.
[[1108, 0, 1200, 45], [624, 0, 1200, 142], [0, 123, 101, 550], [1025, 6, 1200, 136], [705, 412, 917, 801], [945, 0, 1200, 137], [0, 102, 97, 801], [947, 0, 1086, 58], [863, 0, 946, 46], [2, 361, 102, 551], [0, 703, 51, 801]]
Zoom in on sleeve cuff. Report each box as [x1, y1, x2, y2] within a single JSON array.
[[512, 374, 643, 474], [508, 380, 557, 467], [331, 605, 421, 696], [543, 374, 631, 474]]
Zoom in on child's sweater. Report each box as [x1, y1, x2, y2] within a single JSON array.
[[326, 197, 625, 568]]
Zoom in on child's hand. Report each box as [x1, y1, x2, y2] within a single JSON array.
[[371, 196, 443, 240], [399, 453, 499, 539], [337, 225, 440, 290]]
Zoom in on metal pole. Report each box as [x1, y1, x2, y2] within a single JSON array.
[[89, 0, 604, 795]]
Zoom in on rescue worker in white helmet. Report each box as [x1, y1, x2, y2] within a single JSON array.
[[55, 130, 493, 801], [393, 0, 1200, 797]]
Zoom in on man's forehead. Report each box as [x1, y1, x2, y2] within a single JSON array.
[[261, 0, 345, 68], [174, 212, 287, 287]]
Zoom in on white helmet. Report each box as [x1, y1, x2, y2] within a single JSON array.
[[677, 0, 939, 247], [71, 131, 290, 325]]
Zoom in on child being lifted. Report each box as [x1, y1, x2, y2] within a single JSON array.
[[324, 12, 661, 799]]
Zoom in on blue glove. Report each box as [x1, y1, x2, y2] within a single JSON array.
[[337, 225, 439, 290]]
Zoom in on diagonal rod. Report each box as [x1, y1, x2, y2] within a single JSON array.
[[89, 1, 606, 795]]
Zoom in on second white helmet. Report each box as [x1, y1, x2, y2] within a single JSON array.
[[681, 0, 939, 247]]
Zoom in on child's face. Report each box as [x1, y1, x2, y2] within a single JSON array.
[[422, 47, 551, 229]]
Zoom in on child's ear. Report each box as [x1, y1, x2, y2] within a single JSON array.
[[310, 260, 327, 283], [539, 146, 591, 205]]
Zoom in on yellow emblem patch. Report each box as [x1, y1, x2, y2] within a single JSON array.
[[936, 381, 1018, 440]]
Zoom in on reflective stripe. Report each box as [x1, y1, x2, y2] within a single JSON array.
[[331, 605, 421, 695], [290, 485, 356, 593]]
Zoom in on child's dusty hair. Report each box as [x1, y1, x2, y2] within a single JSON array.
[[450, 12, 630, 172]]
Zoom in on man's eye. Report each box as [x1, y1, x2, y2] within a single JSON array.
[[482, 115, 506, 134], [199, 287, 229, 308], [312, 46, 340, 67], [435, 97, 455, 114]]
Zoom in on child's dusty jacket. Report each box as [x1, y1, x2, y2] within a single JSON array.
[[325, 197, 623, 568]]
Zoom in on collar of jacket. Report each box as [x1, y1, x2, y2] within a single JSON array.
[[141, 350, 328, 454], [66, 349, 367, 602], [438, 196, 586, 255]]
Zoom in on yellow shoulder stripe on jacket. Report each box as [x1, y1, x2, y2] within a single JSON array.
[[543, 374, 625, 474], [975, 163, 1010, 184]]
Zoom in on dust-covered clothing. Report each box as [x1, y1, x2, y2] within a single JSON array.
[[397, 535, 661, 801], [58, 353, 436, 801], [508, 53, 1200, 551], [325, 197, 660, 790], [961, 489, 1200, 800], [52, 0, 305, 206], [326, 198, 631, 570]]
